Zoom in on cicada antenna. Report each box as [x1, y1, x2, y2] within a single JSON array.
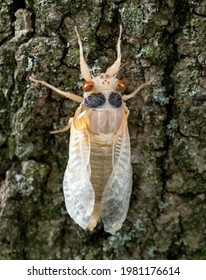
[[75, 26, 92, 81], [105, 25, 122, 77]]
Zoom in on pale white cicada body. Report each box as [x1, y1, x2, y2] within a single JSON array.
[[30, 25, 153, 234]]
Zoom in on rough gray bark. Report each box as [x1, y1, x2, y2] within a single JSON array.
[[1, 0, 206, 259]]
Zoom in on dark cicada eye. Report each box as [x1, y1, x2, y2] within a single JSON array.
[[82, 81, 95, 92], [116, 80, 126, 91], [84, 93, 106, 108], [109, 92, 122, 107]]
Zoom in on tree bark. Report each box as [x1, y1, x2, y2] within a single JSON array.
[[1, 0, 206, 259]]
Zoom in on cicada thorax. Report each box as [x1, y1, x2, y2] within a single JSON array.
[[84, 93, 106, 108], [84, 91, 123, 108], [82, 75, 126, 133], [84, 91, 123, 109]]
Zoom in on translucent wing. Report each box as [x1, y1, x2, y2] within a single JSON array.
[[63, 119, 95, 229], [101, 117, 132, 235]]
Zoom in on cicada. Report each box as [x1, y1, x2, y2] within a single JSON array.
[[30, 26, 153, 234]]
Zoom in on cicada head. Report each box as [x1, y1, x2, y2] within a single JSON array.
[[82, 75, 127, 108], [82, 74, 126, 93], [75, 25, 126, 108]]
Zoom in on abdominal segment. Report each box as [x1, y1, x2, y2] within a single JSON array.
[[88, 139, 113, 230], [86, 107, 124, 230]]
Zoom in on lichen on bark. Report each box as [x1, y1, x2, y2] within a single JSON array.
[[1, 0, 206, 260]]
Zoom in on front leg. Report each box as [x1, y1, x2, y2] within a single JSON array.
[[122, 77, 154, 101], [29, 76, 83, 103]]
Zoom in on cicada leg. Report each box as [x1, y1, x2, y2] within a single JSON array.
[[122, 77, 154, 101], [29, 76, 83, 103], [50, 118, 73, 134]]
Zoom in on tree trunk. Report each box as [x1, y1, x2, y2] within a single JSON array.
[[1, 0, 206, 259]]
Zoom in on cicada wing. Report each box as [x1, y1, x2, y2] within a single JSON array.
[[63, 121, 95, 229], [101, 120, 132, 235]]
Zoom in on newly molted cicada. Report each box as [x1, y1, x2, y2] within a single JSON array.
[[30, 26, 153, 234]]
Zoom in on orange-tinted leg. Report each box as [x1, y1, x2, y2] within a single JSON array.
[[122, 77, 154, 101], [29, 76, 83, 103], [50, 118, 73, 134]]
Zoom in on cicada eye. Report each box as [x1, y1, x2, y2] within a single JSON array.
[[82, 80, 95, 92], [117, 80, 126, 91]]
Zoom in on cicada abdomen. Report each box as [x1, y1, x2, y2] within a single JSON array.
[[30, 25, 153, 234]]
